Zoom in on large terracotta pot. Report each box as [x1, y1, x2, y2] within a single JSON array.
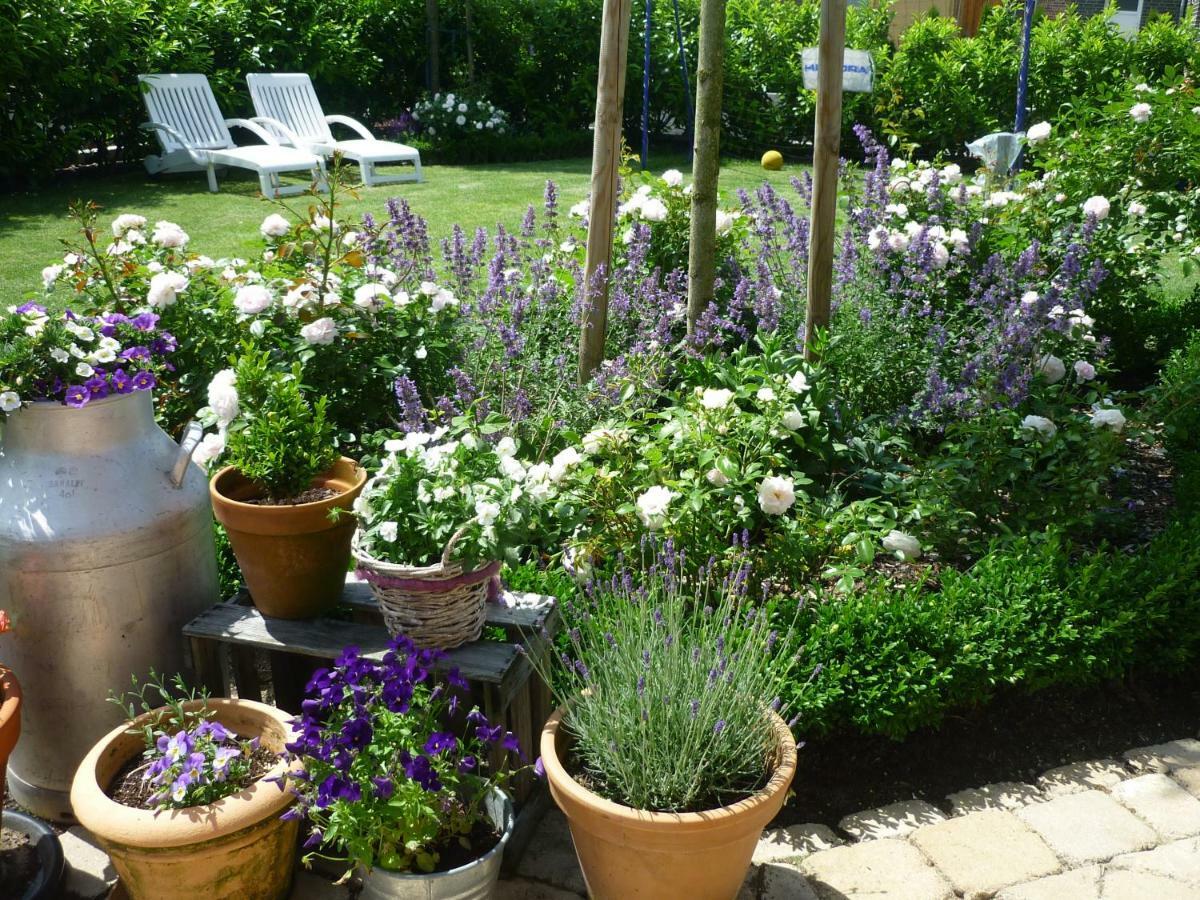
[[1, 665, 22, 806], [70, 698, 301, 900], [210, 456, 366, 619], [540, 706, 797, 900]]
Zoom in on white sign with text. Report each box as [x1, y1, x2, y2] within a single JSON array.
[[801, 48, 875, 93]]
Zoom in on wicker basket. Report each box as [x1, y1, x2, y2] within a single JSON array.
[[353, 523, 499, 650]]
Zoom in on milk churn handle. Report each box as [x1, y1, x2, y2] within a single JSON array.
[[170, 420, 204, 488]]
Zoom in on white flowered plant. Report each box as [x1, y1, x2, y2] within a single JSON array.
[[410, 92, 509, 139]]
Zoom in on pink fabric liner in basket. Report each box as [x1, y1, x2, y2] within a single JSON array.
[[356, 560, 502, 601]]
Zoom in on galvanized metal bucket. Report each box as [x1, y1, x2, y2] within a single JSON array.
[[0, 391, 218, 821], [359, 788, 514, 900]]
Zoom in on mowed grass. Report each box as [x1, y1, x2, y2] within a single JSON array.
[[0, 154, 811, 305]]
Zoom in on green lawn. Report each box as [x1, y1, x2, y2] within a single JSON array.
[[0, 154, 807, 305]]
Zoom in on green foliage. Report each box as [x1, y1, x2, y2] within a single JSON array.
[[1156, 332, 1200, 451], [222, 350, 337, 501]]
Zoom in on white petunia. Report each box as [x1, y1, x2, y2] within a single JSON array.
[[234, 284, 273, 315], [882, 530, 922, 560], [1021, 415, 1057, 439], [757, 475, 796, 516], [0, 390, 21, 413], [1036, 354, 1066, 384], [1026, 121, 1051, 144], [75, 362, 94, 378], [635, 485, 676, 530], [50, 348, 70, 363], [260, 214, 291, 239], [700, 388, 734, 410], [300, 317, 338, 345], [474, 499, 501, 527]]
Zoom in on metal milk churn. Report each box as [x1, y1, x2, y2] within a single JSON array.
[[0, 390, 218, 821]]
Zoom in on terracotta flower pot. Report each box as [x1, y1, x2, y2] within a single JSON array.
[[211, 456, 366, 619], [70, 698, 301, 900], [540, 705, 797, 900], [1, 666, 22, 806]]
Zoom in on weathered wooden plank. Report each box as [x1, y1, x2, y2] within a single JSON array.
[[184, 604, 520, 684]]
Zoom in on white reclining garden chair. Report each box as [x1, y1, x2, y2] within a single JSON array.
[[247, 73, 423, 187], [139, 74, 327, 197]]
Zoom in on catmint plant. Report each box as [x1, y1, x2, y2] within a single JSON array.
[[284, 635, 522, 875], [531, 538, 800, 813]]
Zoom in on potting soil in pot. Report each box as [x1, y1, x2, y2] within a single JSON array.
[[0, 827, 37, 900]]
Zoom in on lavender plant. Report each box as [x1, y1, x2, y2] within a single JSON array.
[[109, 672, 267, 810], [535, 540, 799, 813], [285, 635, 522, 875]]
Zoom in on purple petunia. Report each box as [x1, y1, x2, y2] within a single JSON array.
[[131, 371, 156, 391], [131, 312, 160, 331], [109, 368, 133, 394], [63, 384, 90, 408], [84, 376, 109, 400]]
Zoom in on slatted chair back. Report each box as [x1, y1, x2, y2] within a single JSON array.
[[247, 73, 334, 146], [138, 74, 234, 152]]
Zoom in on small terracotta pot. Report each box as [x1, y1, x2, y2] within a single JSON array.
[[71, 698, 301, 900], [211, 456, 366, 619], [0, 666, 22, 806], [540, 705, 797, 900]]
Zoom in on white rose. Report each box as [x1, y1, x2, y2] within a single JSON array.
[[1073, 360, 1096, 381], [207, 369, 240, 425], [234, 284, 273, 315], [700, 388, 734, 410], [1020, 290, 1040, 308], [1127, 201, 1147, 218], [1082, 196, 1110, 221], [1129, 103, 1152, 124], [882, 530, 922, 560], [414, 345, 427, 360], [569, 200, 589, 218], [457, 102, 468, 113], [782, 409, 805, 430], [640, 198, 668, 222], [353, 283, 390, 312], [1026, 121, 1051, 144], [1036, 354, 1066, 384], [496, 436, 518, 457], [431, 288, 459, 312], [757, 475, 796, 516], [147, 271, 189, 308], [787, 371, 810, 393], [0, 390, 21, 413], [549, 447, 583, 482], [393, 290, 412, 307], [705, 468, 730, 487], [191, 431, 226, 465], [636, 485, 676, 530], [1090, 406, 1126, 432], [1021, 415, 1057, 439], [260, 213, 291, 239], [499, 454, 527, 482], [152, 220, 189, 248], [930, 242, 950, 269], [111, 213, 147, 236], [756, 387, 777, 403], [378, 521, 400, 542], [300, 317, 337, 345], [661, 169, 683, 187], [715, 209, 739, 235], [41, 264, 63, 289], [419, 281, 439, 296]]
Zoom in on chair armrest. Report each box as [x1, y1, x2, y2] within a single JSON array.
[[223, 118, 280, 146], [249, 116, 303, 147], [140, 122, 208, 167], [325, 114, 375, 141]]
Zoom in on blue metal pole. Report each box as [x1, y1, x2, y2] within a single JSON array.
[[671, 0, 694, 162], [642, 0, 652, 169], [1013, 0, 1036, 134]]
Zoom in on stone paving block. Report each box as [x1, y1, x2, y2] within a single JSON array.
[[495, 877, 586, 899], [752, 823, 842, 864], [909, 808, 1061, 898], [1111, 773, 1200, 840], [759, 862, 820, 900], [996, 866, 1103, 900], [289, 871, 351, 899], [1101, 869, 1198, 900], [1038, 759, 1129, 796], [1015, 789, 1158, 866], [1169, 766, 1200, 801], [947, 781, 1043, 815], [801, 838, 954, 900], [60, 826, 118, 900], [1124, 738, 1200, 773], [1109, 837, 1200, 887], [837, 798, 947, 840], [513, 809, 587, 896]]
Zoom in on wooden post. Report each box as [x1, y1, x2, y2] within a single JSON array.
[[685, 0, 727, 334], [465, 0, 476, 84], [579, 0, 634, 383], [804, 0, 846, 362], [427, 0, 441, 92]]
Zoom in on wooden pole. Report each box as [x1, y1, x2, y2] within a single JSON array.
[[426, 0, 441, 92], [579, 0, 633, 383], [465, 0, 476, 84], [803, 0, 846, 362], [685, 0, 727, 334]]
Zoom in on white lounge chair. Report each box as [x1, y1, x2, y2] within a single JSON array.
[[139, 73, 326, 197], [247, 73, 423, 187]]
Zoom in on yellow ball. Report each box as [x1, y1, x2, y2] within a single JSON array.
[[761, 150, 784, 171]]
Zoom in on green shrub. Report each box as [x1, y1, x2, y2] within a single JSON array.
[[1156, 331, 1200, 451]]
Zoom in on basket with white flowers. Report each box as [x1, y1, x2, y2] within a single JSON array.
[[352, 426, 571, 649]]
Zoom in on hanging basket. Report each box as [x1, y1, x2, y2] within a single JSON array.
[[353, 522, 499, 650]]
